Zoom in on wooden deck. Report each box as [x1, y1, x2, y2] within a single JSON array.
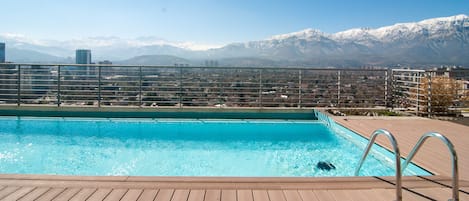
[[0, 175, 468, 201], [1, 116, 468, 201], [333, 116, 469, 180]]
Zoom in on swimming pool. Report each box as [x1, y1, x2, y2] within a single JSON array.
[[0, 116, 430, 177]]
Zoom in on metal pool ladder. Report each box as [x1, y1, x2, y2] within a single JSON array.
[[401, 132, 459, 201], [354, 129, 402, 201]]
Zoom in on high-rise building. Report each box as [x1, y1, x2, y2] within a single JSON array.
[[0, 43, 5, 63], [75, 49, 93, 76], [75, 49, 92, 64], [0, 42, 15, 102]]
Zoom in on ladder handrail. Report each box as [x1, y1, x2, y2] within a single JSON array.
[[401, 132, 459, 201], [354, 129, 402, 201]]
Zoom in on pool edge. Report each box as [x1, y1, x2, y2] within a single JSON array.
[[0, 105, 317, 120]]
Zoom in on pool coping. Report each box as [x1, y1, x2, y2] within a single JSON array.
[[0, 173, 465, 190], [0, 105, 317, 119]]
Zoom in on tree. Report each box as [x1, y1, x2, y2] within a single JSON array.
[[420, 76, 461, 115]]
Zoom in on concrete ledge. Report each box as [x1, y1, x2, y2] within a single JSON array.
[[0, 105, 317, 120]]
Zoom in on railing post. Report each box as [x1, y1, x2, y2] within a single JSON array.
[[259, 69, 263, 108], [139, 66, 143, 108], [178, 66, 182, 108], [98, 66, 101, 107], [218, 69, 223, 107], [390, 69, 395, 109], [337, 70, 341, 107], [17, 65, 21, 106], [298, 70, 302, 108], [384, 70, 388, 107], [416, 72, 421, 115], [57, 65, 61, 107], [427, 73, 432, 117]]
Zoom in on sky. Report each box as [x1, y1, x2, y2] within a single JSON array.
[[1, 0, 469, 46]]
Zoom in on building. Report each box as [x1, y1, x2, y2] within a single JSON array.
[[75, 49, 92, 64], [432, 66, 469, 80], [75, 49, 94, 76], [98, 60, 112, 65], [204, 60, 218, 67], [0, 43, 5, 63]]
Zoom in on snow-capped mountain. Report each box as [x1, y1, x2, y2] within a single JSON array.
[[215, 14, 469, 66], [331, 14, 468, 43], [1, 14, 469, 66]]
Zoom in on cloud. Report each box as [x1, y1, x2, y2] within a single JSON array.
[[0, 33, 224, 51], [0, 33, 48, 46]]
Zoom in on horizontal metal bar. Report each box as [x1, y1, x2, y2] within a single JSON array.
[[1, 63, 389, 71]]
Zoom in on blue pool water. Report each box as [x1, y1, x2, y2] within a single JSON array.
[[0, 116, 430, 177]]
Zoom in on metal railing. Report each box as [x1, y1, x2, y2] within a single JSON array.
[[1, 64, 468, 114], [0, 64, 388, 108], [391, 69, 426, 115], [392, 69, 469, 116], [354, 129, 402, 201], [401, 132, 459, 201]]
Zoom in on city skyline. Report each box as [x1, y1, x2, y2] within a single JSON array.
[[1, 0, 468, 47]]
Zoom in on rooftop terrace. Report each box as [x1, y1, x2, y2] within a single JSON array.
[[1, 64, 469, 200]]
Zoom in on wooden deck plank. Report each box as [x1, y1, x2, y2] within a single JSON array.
[[52, 187, 81, 201], [137, 189, 158, 201], [17, 187, 49, 201], [69, 188, 97, 201], [460, 191, 469, 201], [155, 189, 175, 201], [0, 186, 20, 199], [267, 190, 286, 201], [374, 189, 430, 201], [370, 189, 396, 201], [35, 188, 65, 201], [252, 190, 269, 201], [401, 190, 424, 201], [402, 189, 432, 201], [414, 187, 469, 201], [411, 187, 452, 201], [352, 189, 388, 201], [188, 190, 205, 201], [0, 175, 453, 190], [87, 188, 112, 201], [313, 190, 336, 201], [205, 189, 221, 201], [171, 189, 190, 201], [104, 189, 129, 201], [1, 186, 35, 201], [328, 190, 354, 201], [337, 190, 374, 201], [282, 190, 302, 201], [237, 190, 253, 201], [121, 189, 143, 201], [298, 190, 319, 201], [221, 189, 236, 201]]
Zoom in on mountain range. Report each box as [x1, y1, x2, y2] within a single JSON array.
[[1, 14, 468, 67]]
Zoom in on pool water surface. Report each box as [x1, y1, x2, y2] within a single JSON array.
[[0, 116, 430, 177]]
